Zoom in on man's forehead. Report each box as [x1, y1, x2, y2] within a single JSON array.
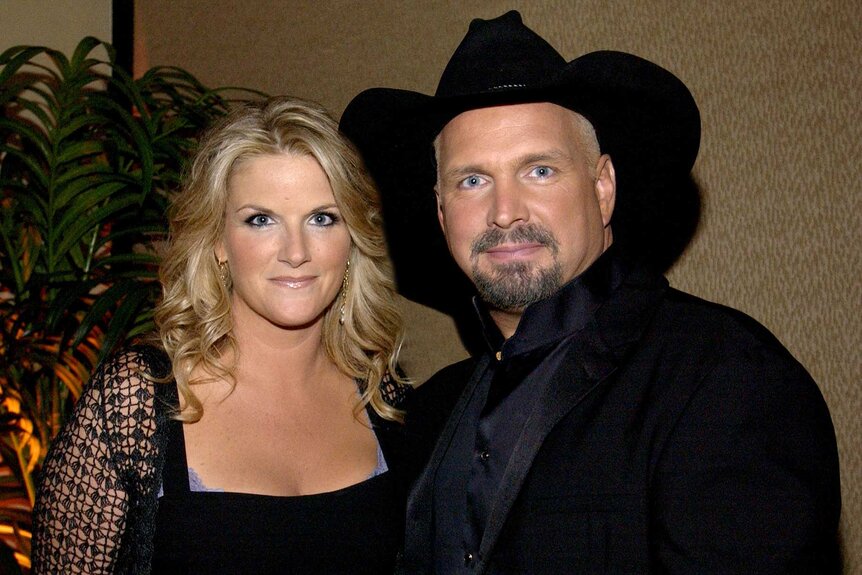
[[434, 102, 594, 162], [436, 102, 592, 147]]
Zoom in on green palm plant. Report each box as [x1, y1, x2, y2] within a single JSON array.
[[0, 36, 262, 571]]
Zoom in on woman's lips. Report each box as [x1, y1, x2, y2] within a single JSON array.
[[270, 276, 316, 289]]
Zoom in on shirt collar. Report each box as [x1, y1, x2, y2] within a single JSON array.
[[474, 246, 629, 357]]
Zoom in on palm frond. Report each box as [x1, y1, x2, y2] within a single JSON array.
[[0, 36, 265, 569]]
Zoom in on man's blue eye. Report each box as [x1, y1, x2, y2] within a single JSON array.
[[460, 175, 485, 188], [530, 166, 554, 178]]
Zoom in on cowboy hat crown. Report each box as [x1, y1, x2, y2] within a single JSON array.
[[340, 11, 701, 312], [435, 10, 565, 98]]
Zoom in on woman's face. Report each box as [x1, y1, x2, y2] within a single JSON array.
[[216, 153, 351, 331]]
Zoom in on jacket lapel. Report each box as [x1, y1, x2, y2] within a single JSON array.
[[401, 354, 492, 573], [474, 323, 617, 572], [401, 262, 668, 574], [474, 269, 668, 573]]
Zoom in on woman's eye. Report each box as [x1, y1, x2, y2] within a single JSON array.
[[246, 214, 273, 227], [529, 166, 554, 179], [459, 175, 487, 189], [310, 212, 339, 226]]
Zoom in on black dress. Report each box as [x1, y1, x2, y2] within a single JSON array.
[[152, 392, 403, 574], [31, 347, 409, 574]]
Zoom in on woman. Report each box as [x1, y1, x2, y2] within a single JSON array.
[[31, 96, 410, 574]]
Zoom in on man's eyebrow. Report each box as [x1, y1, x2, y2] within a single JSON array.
[[519, 149, 571, 165], [440, 164, 486, 182], [440, 149, 572, 181]]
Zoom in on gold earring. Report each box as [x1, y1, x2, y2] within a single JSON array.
[[218, 260, 230, 289], [339, 260, 350, 325]]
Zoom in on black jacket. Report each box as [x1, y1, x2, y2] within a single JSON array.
[[400, 264, 841, 574]]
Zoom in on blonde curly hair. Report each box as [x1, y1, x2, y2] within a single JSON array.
[[155, 96, 407, 422]]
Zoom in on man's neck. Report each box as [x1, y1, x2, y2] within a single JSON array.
[[488, 308, 523, 340], [485, 243, 616, 341]]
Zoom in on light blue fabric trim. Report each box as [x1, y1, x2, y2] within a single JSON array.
[[157, 438, 388, 498]]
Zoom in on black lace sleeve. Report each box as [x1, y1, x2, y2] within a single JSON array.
[[379, 369, 412, 411], [31, 347, 169, 574]]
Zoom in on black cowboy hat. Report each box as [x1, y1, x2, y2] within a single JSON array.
[[340, 10, 701, 314]]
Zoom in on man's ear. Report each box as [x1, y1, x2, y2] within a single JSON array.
[[595, 154, 616, 227], [435, 185, 447, 235]]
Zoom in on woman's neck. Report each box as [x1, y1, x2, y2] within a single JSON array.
[[227, 306, 341, 396]]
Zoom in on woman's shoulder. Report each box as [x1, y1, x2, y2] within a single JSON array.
[[103, 343, 170, 376], [39, 344, 174, 497], [90, 344, 175, 464], [88, 343, 172, 404]]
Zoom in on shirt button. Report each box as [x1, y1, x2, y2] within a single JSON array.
[[464, 552, 474, 566], [479, 450, 490, 462]]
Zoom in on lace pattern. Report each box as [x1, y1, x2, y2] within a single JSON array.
[[30, 346, 409, 574], [31, 346, 173, 575]]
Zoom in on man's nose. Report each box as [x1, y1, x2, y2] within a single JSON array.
[[488, 178, 528, 229]]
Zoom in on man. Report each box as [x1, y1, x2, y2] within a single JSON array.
[[340, 11, 841, 574]]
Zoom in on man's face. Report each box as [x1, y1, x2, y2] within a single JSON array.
[[435, 102, 616, 317]]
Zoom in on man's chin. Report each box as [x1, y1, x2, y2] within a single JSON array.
[[470, 262, 563, 311], [474, 259, 536, 278]]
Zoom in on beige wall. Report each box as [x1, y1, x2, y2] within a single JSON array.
[[140, 1, 861, 566], [20, 0, 859, 569], [0, 0, 111, 54], [138, 0, 860, 568]]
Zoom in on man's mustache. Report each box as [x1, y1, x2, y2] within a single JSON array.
[[471, 224, 559, 258]]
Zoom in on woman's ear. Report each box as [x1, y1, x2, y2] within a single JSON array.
[[214, 239, 227, 263]]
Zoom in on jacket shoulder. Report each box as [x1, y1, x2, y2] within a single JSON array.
[[656, 288, 809, 368], [408, 357, 479, 416], [639, 288, 833, 456], [402, 357, 480, 479]]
